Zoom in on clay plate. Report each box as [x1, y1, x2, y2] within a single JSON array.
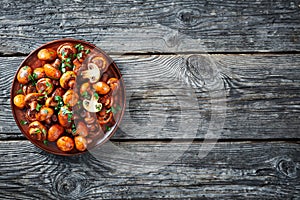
[[10, 39, 125, 156]]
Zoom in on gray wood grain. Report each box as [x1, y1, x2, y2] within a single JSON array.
[[0, 140, 298, 199], [2, 54, 300, 140], [0, 0, 299, 54]]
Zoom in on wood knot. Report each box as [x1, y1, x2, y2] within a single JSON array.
[[275, 157, 299, 178], [52, 172, 87, 198], [185, 55, 219, 89], [177, 8, 200, 26]]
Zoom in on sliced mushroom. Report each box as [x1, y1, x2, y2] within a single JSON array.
[[51, 88, 65, 98], [60, 71, 76, 89], [81, 63, 100, 83], [63, 89, 79, 107], [83, 93, 102, 113], [28, 121, 47, 141], [17, 66, 32, 84], [36, 78, 54, 94], [22, 84, 37, 95]]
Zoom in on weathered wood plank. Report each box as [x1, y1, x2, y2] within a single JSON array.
[[0, 0, 299, 54], [0, 140, 298, 199], [2, 54, 300, 139]]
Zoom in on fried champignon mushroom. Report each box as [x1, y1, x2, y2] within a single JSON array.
[[28, 121, 47, 141], [74, 136, 87, 151], [60, 71, 76, 89], [63, 89, 79, 107], [51, 87, 65, 98], [36, 107, 54, 121], [36, 78, 54, 94], [81, 63, 100, 83], [80, 82, 91, 94], [73, 58, 82, 74], [90, 55, 108, 72], [24, 93, 44, 111], [107, 78, 119, 91], [58, 106, 72, 128], [17, 66, 32, 84], [26, 109, 38, 122], [44, 62, 62, 80], [74, 121, 88, 137], [57, 136, 74, 152], [93, 81, 110, 95], [57, 43, 77, 60], [22, 84, 37, 95], [97, 110, 113, 125], [83, 93, 102, 113], [13, 94, 26, 109], [48, 124, 64, 142], [37, 48, 57, 62], [33, 67, 46, 80], [45, 97, 58, 107]]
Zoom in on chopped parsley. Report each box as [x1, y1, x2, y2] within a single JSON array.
[[75, 43, 84, 51], [54, 96, 64, 111], [61, 50, 67, 57], [94, 92, 99, 100], [16, 88, 23, 94], [36, 103, 42, 111], [35, 129, 41, 134], [85, 49, 90, 54], [28, 74, 37, 86], [20, 120, 28, 125], [106, 126, 111, 131], [61, 107, 73, 122], [23, 66, 29, 70], [72, 124, 76, 135], [46, 81, 52, 88], [43, 140, 48, 145], [82, 91, 90, 99], [106, 108, 111, 113], [42, 129, 47, 135]]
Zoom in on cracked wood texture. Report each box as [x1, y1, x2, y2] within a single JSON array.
[[0, 0, 300, 199]]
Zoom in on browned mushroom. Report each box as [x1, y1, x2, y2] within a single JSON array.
[[33, 67, 46, 80], [74, 121, 88, 137], [91, 55, 108, 72], [107, 78, 119, 91], [28, 121, 47, 141], [36, 107, 54, 121], [93, 81, 110, 95], [74, 136, 87, 151], [22, 84, 37, 95], [51, 88, 65, 98], [57, 43, 77, 60], [37, 48, 57, 62], [25, 109, 38, 122], [60, 71, 76, 89], [80, 82, 91, 94], [44, 63, 62, 80], [17, 66, 33, 84], [13, 94, 26, 109], [24, 93, 44, 111], [73, 58, 82, 74], [63, 89, 79, 107], [45, 97, 58, 107], [48, 124, 64, 142], [36, 78, 54, 94], [57, 136, 74, 151], [58, 106, 72, 128], [97, 111, 113, 125]]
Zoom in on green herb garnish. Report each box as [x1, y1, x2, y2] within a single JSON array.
[[94, 92, 99, 100], [75, 43, 84, 51], [43, 140, 48, 145], [106, 126, 111, 131], [20, 120, 28, 125], [42, 129, 47, 135], [35, 129, 41, 134], [77, 52, 83, 59], [36, 103, 42, 111], [82, 91, 90, 99], [46, 81, 52, 88], [16, 89, 23, 94]]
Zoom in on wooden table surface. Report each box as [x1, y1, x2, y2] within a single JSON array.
[[1, 0, 300, 199]]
